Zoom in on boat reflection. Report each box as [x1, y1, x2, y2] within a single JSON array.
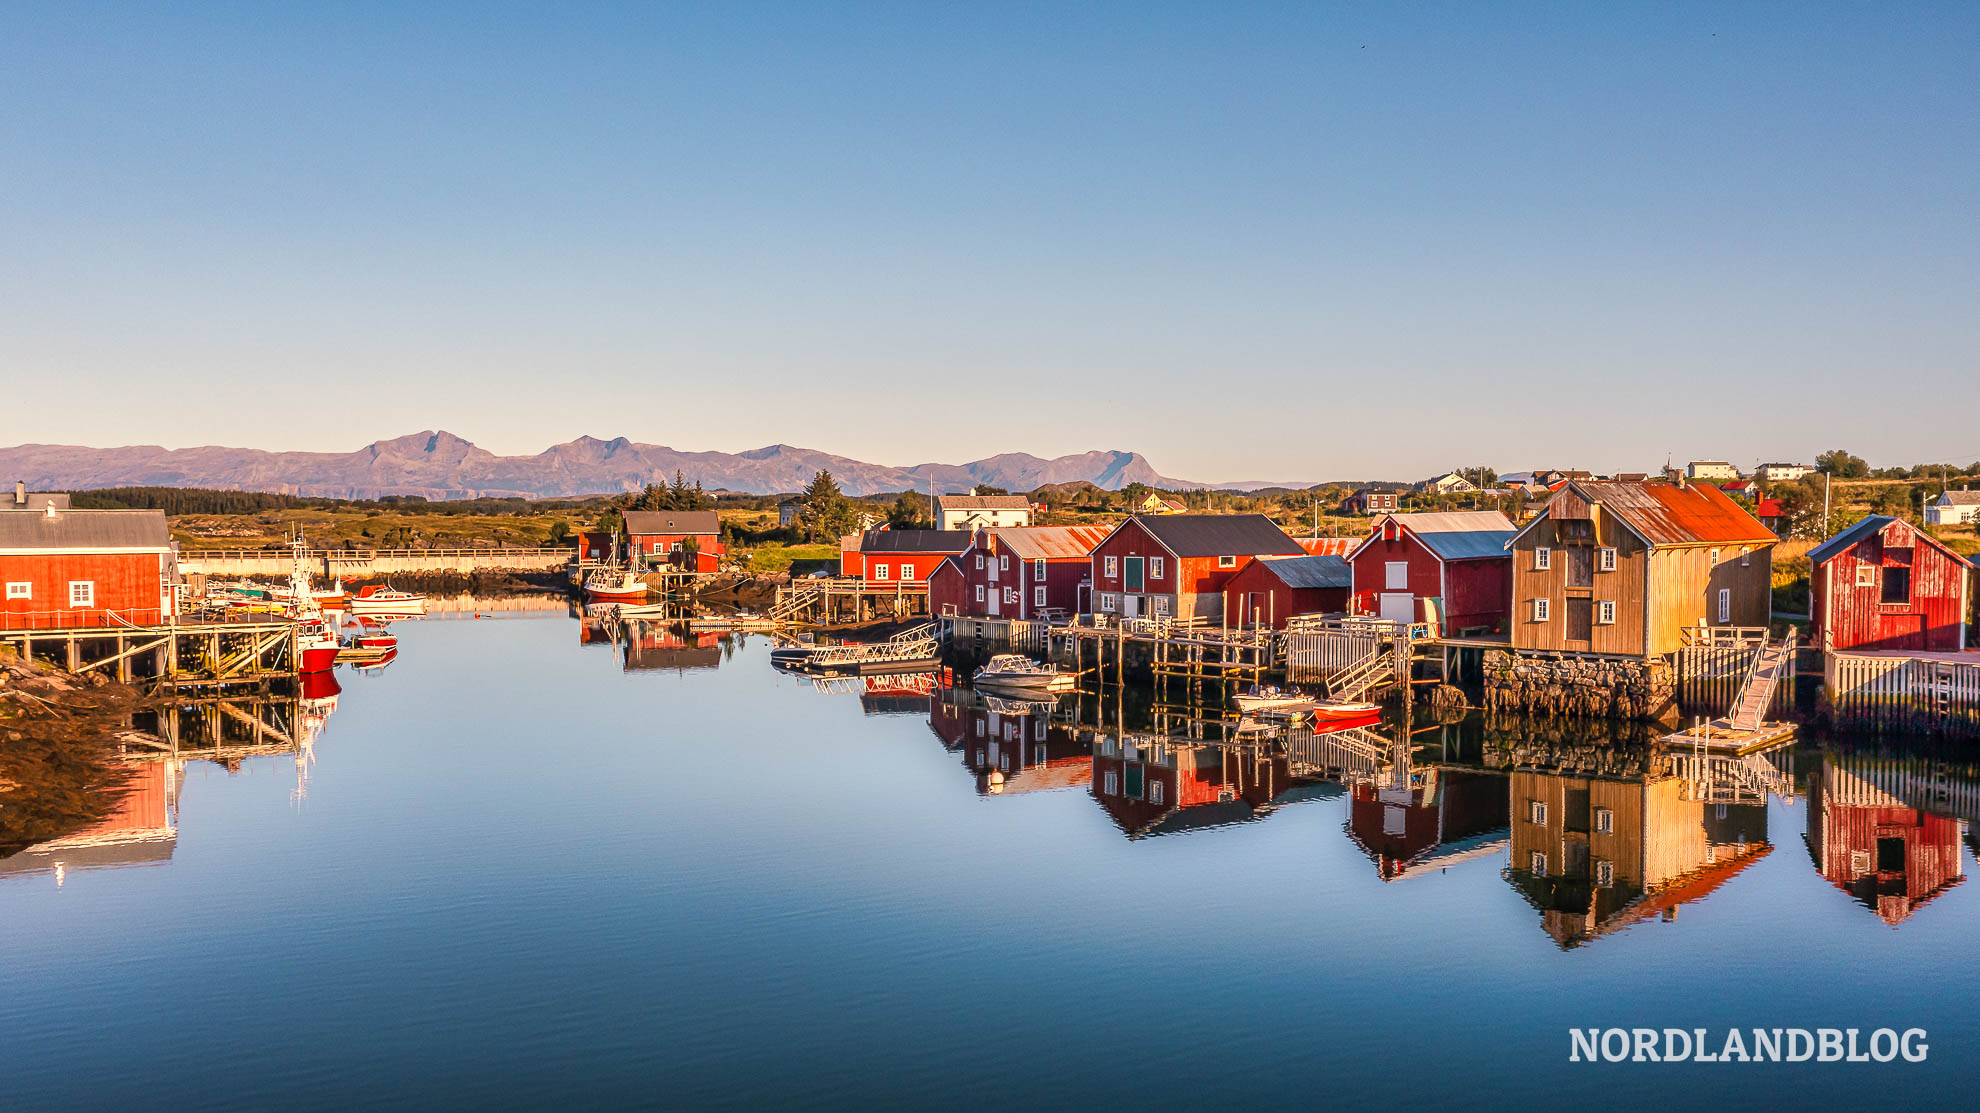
[[928, 687, 1091, 794]]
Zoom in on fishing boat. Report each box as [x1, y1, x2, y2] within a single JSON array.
[[350, 584, 428, 615], [582, 568, 648, 603], [972, 654, 1077, 693], [1233, 685, 1316, 714], [298, 621, 341, 673]]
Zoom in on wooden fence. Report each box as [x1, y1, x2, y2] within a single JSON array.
[[1823, 652, 1980, 736], [1676, 642, 1795, 718], [1281, 628, 1382, 684], [944, 616, 1048, 653]]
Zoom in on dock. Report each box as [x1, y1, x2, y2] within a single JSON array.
[[1, 619, 303, 689], [770, 576, 930, 624], [786, 623, 942, 676]]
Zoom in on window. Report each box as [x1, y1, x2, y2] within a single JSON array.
[[1717, 587, 1731, 624], [1594, 807, 1613, 834], [1534, 547, 1552, 570], [1385, 561, 1408, 590], [1740, 548, 1750, 567], [1855, 565, 1876, 588], [1004, 587, 1018, 604], [1104, 555, 1119, 577], [1596, 600, 1616, 625], [1532, 598, 1550, 622], [1034, 586, 1047, 607], [999, 555, 1008, 571], [1710, 548, 1721, 566], [1529, 800, 1548, 826], [1150, 557, 1164, 579], [1100, 593, 1118, 612], [975, 554, 985, 570], [1104, 771, 1119, 796], [669, 541, 682, 552], [1597, 547, 1617, 572], [68, 581, 95, 608], [1882, 567, 1910, 604], [4, 582, 28, 600], [1596, 860, 1614, 886], [1218, 555, 1237, 568], [1530, 852, 1548, 878], [1149, 780, 1165, 805], [974, 719, 985, 737], [1034, 559, 1046, 582], [974, 585, 985, 603], [1034, 721, 1047, 742], [1152, 596, 1170, 616]]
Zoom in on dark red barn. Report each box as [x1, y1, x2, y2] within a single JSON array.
[[2, 503, 178, 630], [936, 525, 1109, 620], [845, 529, 973, 586], [1088, 514, 1303, 622], [1810, 516, 1972, 653], [1221, 554, 1351, 628], [1346, 510, 1515, 635], [622, 511, 724, 572]]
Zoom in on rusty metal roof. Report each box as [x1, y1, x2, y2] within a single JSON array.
[[1564, 480, 1775, 547], [988, 524, 1112, 560]]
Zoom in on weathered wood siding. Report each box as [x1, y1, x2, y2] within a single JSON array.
[[1811, 519, 1970, 653], [1510, 517, 1652, 655]]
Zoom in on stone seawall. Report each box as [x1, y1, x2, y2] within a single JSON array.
[[1482, 651, 1676, 721]]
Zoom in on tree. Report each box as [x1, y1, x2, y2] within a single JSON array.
[[1121, 482, 1150, 510], [796, 470, 859, 543], [679, 534, 701, 567], [547, 519, 572, 545], [1815, 449, 1869, 479], [887, 491, 928, 529]]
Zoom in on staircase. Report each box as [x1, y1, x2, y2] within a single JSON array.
[[1726, 629, 1796, 732], [769, 582, 823, 622], [1328, 645, 1397, 702]]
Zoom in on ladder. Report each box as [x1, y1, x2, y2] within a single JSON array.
[[1328, 645, 1396, 702], [1726, 629, 1796, 732]]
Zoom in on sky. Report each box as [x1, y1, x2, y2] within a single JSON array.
[[3, 1, 1977, 484]]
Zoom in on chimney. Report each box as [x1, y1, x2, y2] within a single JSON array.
[[13, 480, 23, 507], [1664, 465, 1685, 489]]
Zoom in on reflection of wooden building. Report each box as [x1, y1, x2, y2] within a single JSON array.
[[1805, 756, 1965, 925], [1505, 767, 1769, 948], [1345, 768, 1509, 881], [622, 624, 723, 672], [0, 760, 180, 880]]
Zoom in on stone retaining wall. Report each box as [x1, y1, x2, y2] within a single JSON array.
[[1481, 650, 1676, 721]]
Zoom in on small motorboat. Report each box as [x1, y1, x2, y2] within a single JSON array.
[[769, 633, 822, 668], [350, 584, 428, 615], [972, 654, 1077, 693], [612, 601, 674, 619], [353, 629, 399, 650], [1233, 685, 1316, 714], [1307, 700, 1383, 722], [583, 568, 649, 603]]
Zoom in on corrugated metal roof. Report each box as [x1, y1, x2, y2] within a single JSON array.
[[0, 508, 171, 549], [935, 494, 1032, 511], [1255, 554, 1352, 589], [622, 510, 720, 535], [1809, 515, 1974, 567], [1566, 480, 1775, 547], [988, 524, 1112, 560], [858, 529, 974, 553], [1135, 514, 1304, 558], [1294, 537, 1360, 556], [1380, 511, 1516, 561], [1936, 491, 1980, 506]]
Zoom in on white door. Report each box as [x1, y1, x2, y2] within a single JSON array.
[[987, 584, 1001, 616], [1379, 592, 1415, 623], [1121, 594, 1141, 619]]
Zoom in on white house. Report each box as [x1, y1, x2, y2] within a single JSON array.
[[1685, 460, 1741, 481], [1925, 490, 1980, 526], [1419, 471, 1478, 494], [934, 491, 1033, 531], [1753, 462, 1812, 483]]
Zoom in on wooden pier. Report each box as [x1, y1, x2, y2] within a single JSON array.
[[770, 576, 929, 624], [1050, 616, 1272, 692], [1822, 648, 1980, 737], [1, 620, 301, 689]]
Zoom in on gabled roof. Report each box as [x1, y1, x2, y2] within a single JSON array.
[[0, 508, 171, 550], [1808, 515, 1973, 568], [987, 524, 1112, 560], [1250, 554, 1352, 590], [1935, 490, 1980, 506], [1352, 510, 1516, 563], [1293, 536, 1359, 556], [858, 529, 974, 554], [1546, 480, 1775, 548], [622, 510, 720, 536], [935, 494, 1032, 511], [1129, 514, 1304, 559]]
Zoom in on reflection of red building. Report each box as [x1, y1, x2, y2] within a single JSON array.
[[623, 625, 723, 672], [1805, 757, 1965, 925], [0, 760, 180, 880], [928, 692, 1091, 794], [1090, 735, 1296, 837], [1345, 768, 1509, 880]]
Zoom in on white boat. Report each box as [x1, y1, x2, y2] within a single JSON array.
[[583, 568, 648, 603], [350, 585, 428, 615], [973, 654, 1076, 692], [612, 601, 675, 619], [1233, 686, 1316, 714]]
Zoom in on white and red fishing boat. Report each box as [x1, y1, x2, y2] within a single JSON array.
[[582, 567, 649, 603], [350, 584, 428, 616], [298, 620, 341, 673], [351, 626, 398, 650]]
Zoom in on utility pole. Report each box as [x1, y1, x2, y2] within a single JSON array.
[[1823, 472, 1831, 534]]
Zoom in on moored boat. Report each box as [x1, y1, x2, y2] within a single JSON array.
[[1307, 700, 1383, 722], [1233, 685, 1315, 714], [972, 654, 1076, 693], [582, 568, 649, 603], [350, 584, 428, 615]]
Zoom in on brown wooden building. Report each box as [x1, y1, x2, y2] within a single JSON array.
[[1508, 479, 1776, 658]]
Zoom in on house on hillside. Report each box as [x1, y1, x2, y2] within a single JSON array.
[[1088, 514, 1303, 621], [1756, 498, 1786, 537], [1346, 510, 1517, 635], [1754, 462, 1812, 483], [1, 497, 178, 630], [777, 498, 801, 528], [1925, 490, 1980, 526], [1508, 479, 1776, 658], [1685, 460, 1740, 481], [1131, 492, 1188, 515], [1718, 479, 1755, 501], [1419, 471, 1478, 495], [623, 510, 724, 572], [1343, 487, 1403, 515], [1222, 554, 1351, 629], [1809, 516, 1971, 653], [931, 525, 1110, 620], [934, 491, 1033, 531], [844, 529, 974, 586]]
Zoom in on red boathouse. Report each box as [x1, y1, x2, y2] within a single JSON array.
[[1809, 515, 1972, 653]]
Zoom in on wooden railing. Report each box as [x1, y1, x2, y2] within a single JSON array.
[[1, 607, 170, 631]]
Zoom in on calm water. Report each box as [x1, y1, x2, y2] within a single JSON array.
[[4, 615, 1978, 1112]]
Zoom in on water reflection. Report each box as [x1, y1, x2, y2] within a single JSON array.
[[929, 688, 1092, 794], [1806, 751, 1970, 924]]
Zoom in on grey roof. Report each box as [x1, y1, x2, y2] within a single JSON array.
[[1935, 490, 1980, 506], [6, 491, 71, 511], [1809, 515, 1973, 567], [1376, 511, 1517, 561], [1254, 554, 1352, 590], [0, 508, 171, 549], [622, 510, 720, 536], [935, 494, 1031, 511], [858, 529, 975, 553], [1134, 514, 1304, 558]]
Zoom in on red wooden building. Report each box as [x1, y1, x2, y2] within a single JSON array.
[[622, 511, 724, 572], [1221, 554, 1351, 628], [1345, 769, 1509, 881], [1346, 510, 1516, 635], [2, 504, 178, 630], [842, 529, 974, 586], [931, 525, 1110, 620], [1809, 515, 1972, 653], [1088, 514, 1304, 621]]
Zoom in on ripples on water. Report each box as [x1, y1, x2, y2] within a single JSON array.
[[2, 616, 1976, 1112]]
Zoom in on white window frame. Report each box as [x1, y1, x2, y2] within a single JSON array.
[[1104, 555, 1119, 578], [1534, 547, 1552, 570], [1596, 600, 1616, 625], [4, 581, 29, 600], [1033, 559, 1047, 582], [999, 555, 1008, 571], [1218, 554, 1237, 568], [1004, 587, 1018, 605], [974, 584, 985, 603], [873, 563, 889, 581], [1856, 565, 1874, 587], [1717, 587, 1732, 624], [1594, 807, 1613, 834], [1150, 556, 1164, 579], [1532, 598, 1550, 622], [1740, 547, 1750, 567], [1529, 800, 1548, 826], [1597, 547, 1616, 572], [1149, 779, 1164, 805], [1152, 596, 1170, 616], [1099, 592, 1118, 613], [1596, 860, 1614, 887], [975, 554, 985, 570], [1384, 561, 1409, 590], [1710, 548, 1721, 566], [1104, 770, 1119, 796], [68, 581, 95, 608], [1531, 852, 1548, 878], [1034, 585, 1047, 607]]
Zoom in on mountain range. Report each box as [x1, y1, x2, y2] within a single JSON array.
[[0, 431, 1191, 499]]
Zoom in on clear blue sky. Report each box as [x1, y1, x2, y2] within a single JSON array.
[[3, 2, 1976, 483]]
